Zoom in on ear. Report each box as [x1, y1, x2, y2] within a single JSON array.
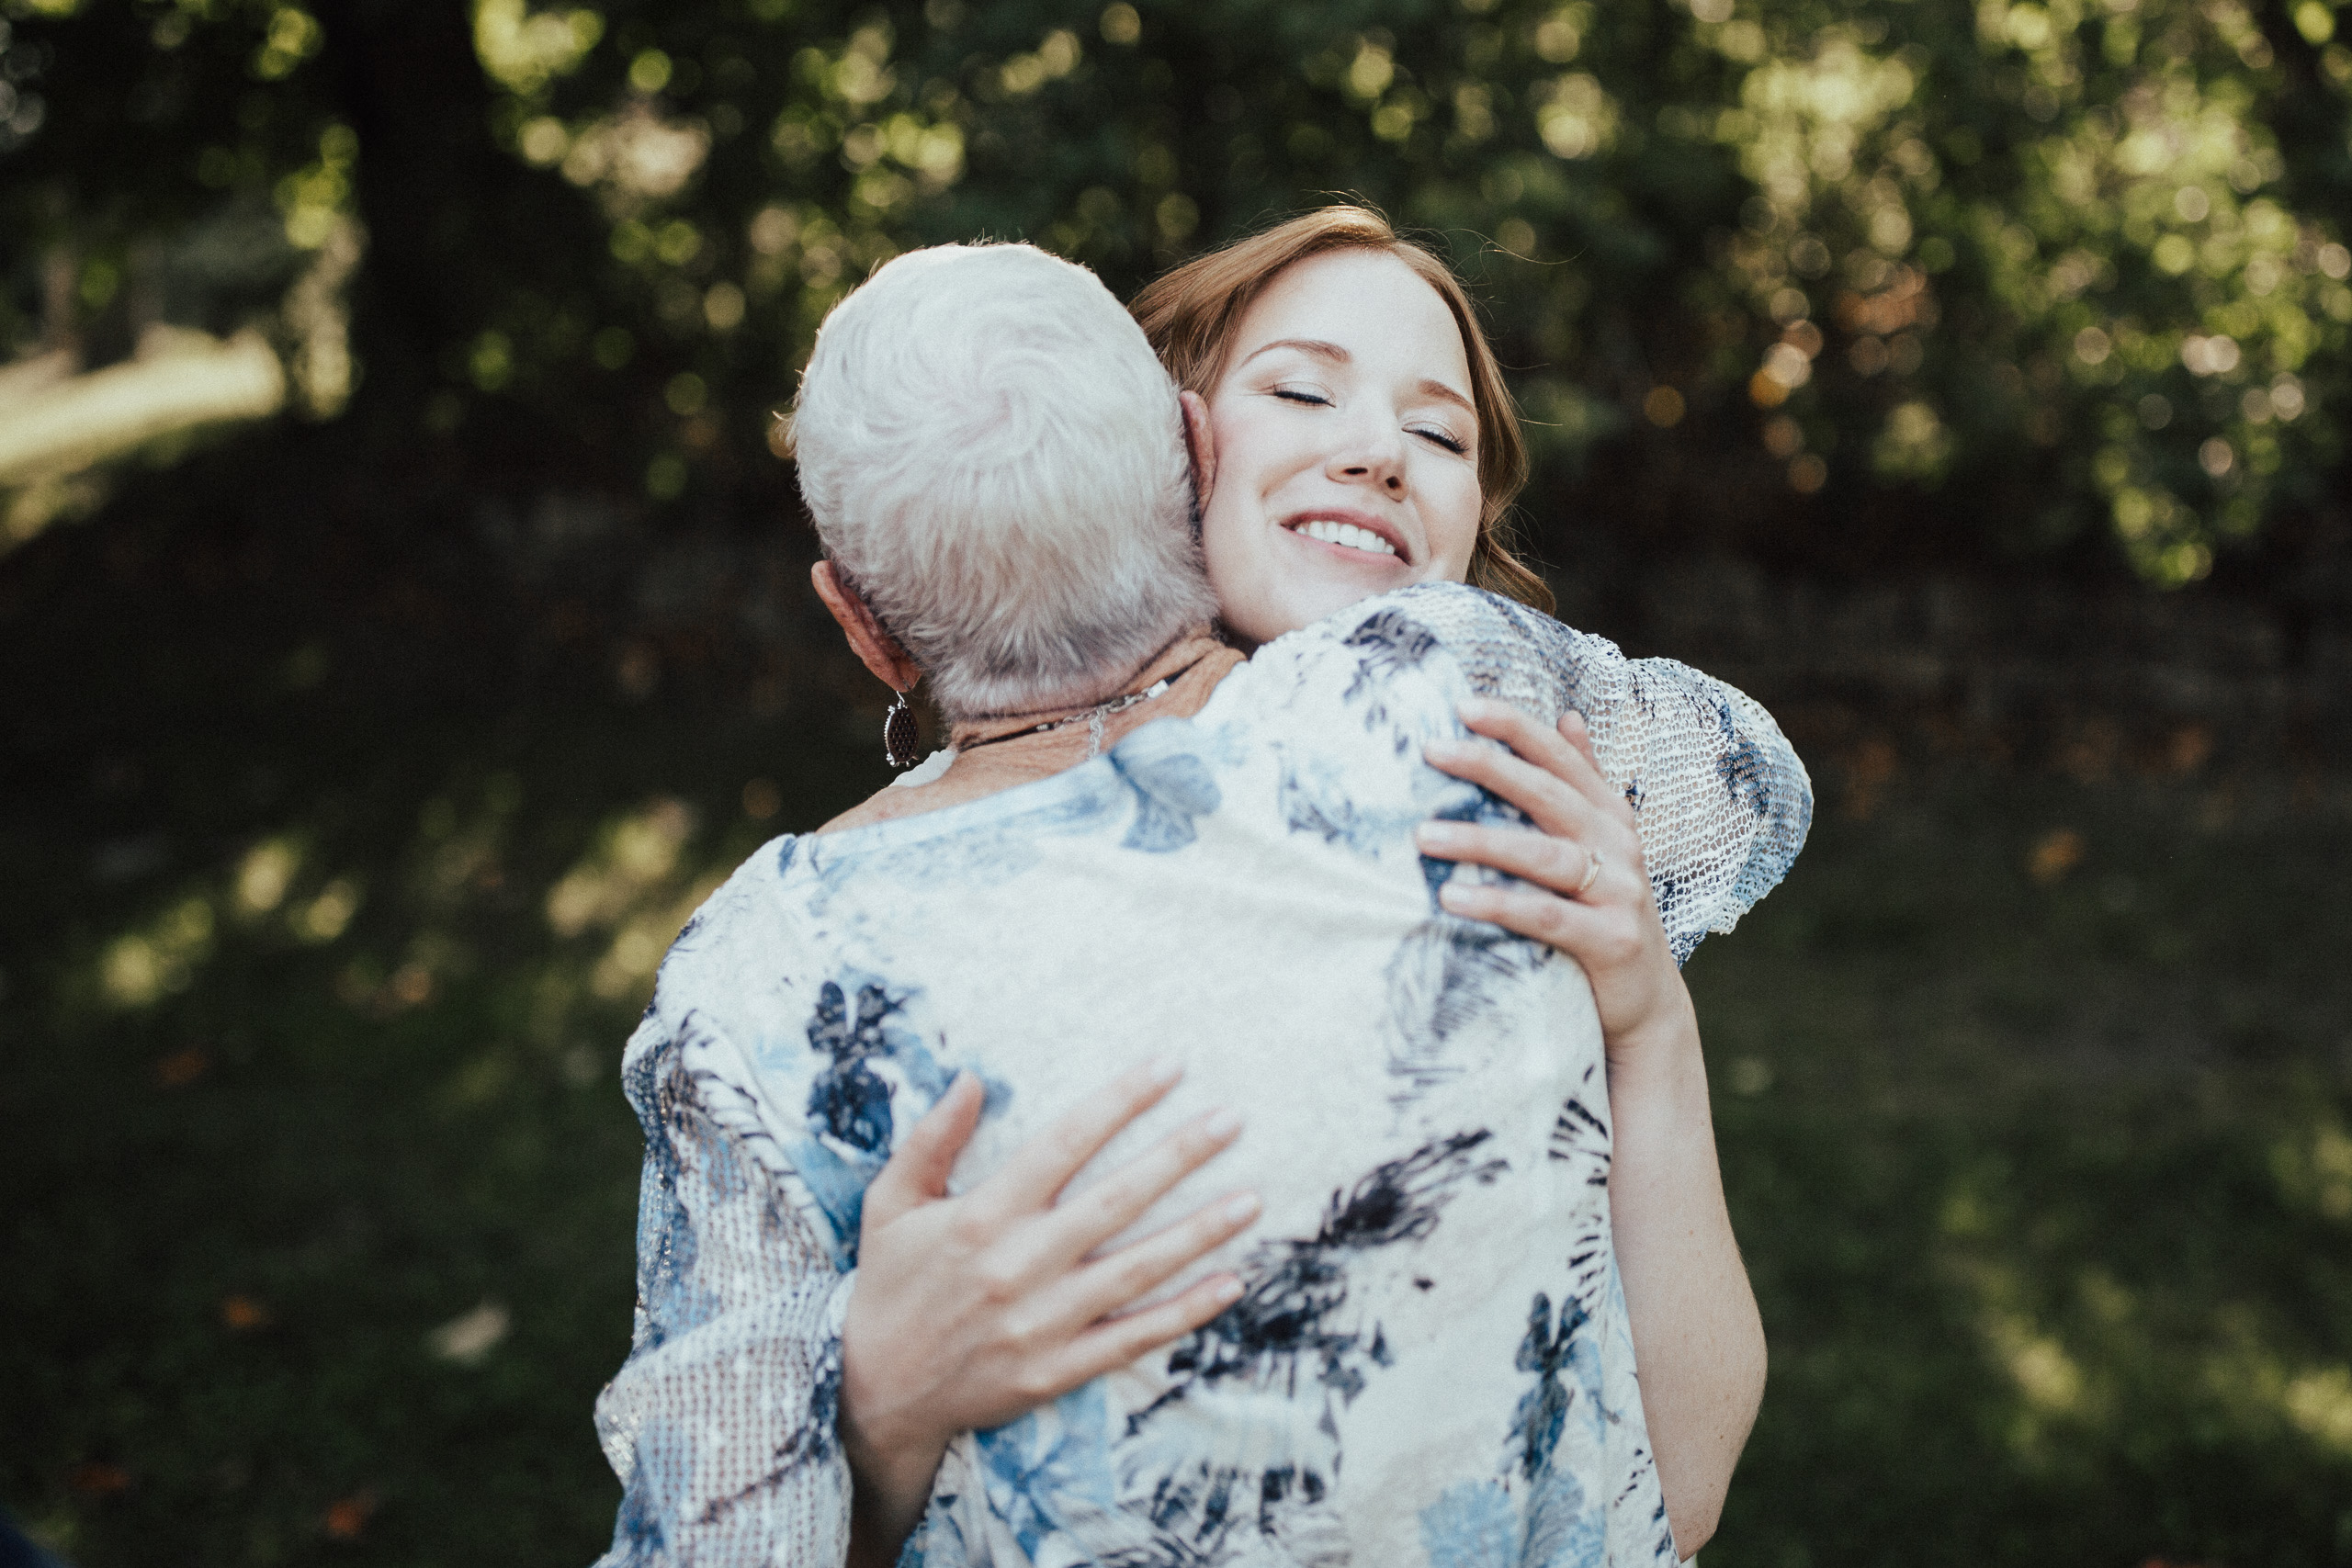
[[811, 561, 923, 693], [1179, 389, 1217, 513]]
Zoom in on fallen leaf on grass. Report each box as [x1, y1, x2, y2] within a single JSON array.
[[67, 1461, 130, 1497], [154, 1045, 211, 1088], [426, 1300, 510, 1364], [323, 1488, 379, 1541], [220, 1294, 272, 1331], [2029, 827, 2085, 885]]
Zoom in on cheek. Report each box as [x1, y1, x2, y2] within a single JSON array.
[[1196, 410, 1283, 562], [1423, 471, 1485, 581], [1196, 475, 1277, 632]]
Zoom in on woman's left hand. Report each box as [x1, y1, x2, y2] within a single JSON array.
[[1416, 697, 1691, 1058]]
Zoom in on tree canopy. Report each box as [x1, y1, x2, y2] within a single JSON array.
[[3, 0, 2348, 588]]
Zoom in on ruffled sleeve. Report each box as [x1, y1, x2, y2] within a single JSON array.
[[1576, 649, 1814, 964], [592, 1004, 856, 1566], [1374, 584, 1815, 964]]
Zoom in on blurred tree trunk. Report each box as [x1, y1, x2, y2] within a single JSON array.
[[311, 0, 513, 436]]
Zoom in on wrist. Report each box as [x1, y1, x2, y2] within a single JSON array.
[[1604, 993, 1710, 1131], [840, 1368, 947, 1484], [842, 1411, 949, 1568], [1604, 984, 1700, 1077], [842, 1406, 950, 1524], [839, 1326, 951, 1498]]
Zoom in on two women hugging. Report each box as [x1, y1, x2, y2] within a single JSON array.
[[589, 209, 1813, 1568]]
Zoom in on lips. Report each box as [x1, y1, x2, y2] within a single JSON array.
[[1283, 510, 1409, 563]]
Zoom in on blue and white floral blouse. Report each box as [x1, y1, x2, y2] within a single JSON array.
[[591, 583, 1813, 1568]]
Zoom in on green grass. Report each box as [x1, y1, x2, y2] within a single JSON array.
[[1693, 771, 2352, 1566], [6, 500, 2350, 1564]]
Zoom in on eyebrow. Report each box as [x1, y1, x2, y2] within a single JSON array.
[[1238, 337, 1476, 416]]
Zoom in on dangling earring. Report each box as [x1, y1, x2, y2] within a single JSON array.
[[882, 687, 922, 770]]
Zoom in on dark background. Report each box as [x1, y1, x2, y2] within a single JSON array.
[[4, 0, 2350, 1562]]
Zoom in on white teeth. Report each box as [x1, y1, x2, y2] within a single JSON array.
[[1295, 519, 1397, 557]]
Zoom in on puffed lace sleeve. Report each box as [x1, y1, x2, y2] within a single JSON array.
[[1381, 584, 1815, 964], [1576, 647, 1813, 964], [592, 1003, 855, 1566]]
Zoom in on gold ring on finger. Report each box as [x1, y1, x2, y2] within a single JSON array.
[[1574, 847, 1604, 897]]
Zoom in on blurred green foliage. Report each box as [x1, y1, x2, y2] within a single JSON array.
[[2, 0, 2348, 581]]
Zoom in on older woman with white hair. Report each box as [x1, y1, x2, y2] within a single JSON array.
[[592, 241, 1808, 1568]]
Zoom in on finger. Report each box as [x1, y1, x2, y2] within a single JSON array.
[[864, 1072, 985, 1228], [1415, 821, 1617, 900], [1458, 697, 1617, 810], [1556, 709, 1605, 779], [1050, 1187, 1261, 1329], [983, 1056, 1185, 1214], [1055, 1271, 1248, 1387], [1035, 1107, 1245, 1269], [1439, 878, 1643, 961], [1421, 734, 1597, 840], [1460, 697, 1590, 782]]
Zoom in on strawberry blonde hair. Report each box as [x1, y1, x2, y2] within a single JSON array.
[[1129, 206, 1553, 615]]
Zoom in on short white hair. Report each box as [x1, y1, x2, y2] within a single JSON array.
[[790, 243, 1214, 720]]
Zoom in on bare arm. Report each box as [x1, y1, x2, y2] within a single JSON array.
[[841, 1062, 1261, 1566], [1416, 699, 1766, 1558]]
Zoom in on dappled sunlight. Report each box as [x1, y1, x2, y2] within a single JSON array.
[[544, 797, 693, 935], [87, 830, 368, 1010], [2283, 1366, 2352, 1456], [0, 328, 284, 542], [1498, 0, 2352, 569], [233, 838, 301, 918], [82, 777, 737, 1039], [471, 0, 603, 100], [2268, 1115, 2352, 1220], [1933, 1149, 2352, 1485], [541, 796, 730, 1003], [590, 874, 726, 1001], [98, 896, 214, 1010], [291, 876, 361, 944]]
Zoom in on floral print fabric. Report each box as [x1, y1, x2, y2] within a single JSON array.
[[592, 584, 1812, 1567]]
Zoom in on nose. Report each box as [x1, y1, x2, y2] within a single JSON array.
[[1325, 416, 1408, 499]]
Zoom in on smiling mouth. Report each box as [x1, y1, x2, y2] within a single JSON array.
[[1289, 519, 1400, 558]]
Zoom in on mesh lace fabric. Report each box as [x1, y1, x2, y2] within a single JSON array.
[[594, 1012, 857, 1563], [1372, 584, 1813, 965]]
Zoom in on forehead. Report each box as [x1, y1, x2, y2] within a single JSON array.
[[1227, 249, 1471, 386]]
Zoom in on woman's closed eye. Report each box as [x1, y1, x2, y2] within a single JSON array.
[[1272, 387, 1469, 456]]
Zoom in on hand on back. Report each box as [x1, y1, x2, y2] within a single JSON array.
[[839, 1060, 1258, 1552]]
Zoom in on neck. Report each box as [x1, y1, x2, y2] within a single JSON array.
[[944, 626, 1230, 767], [811, 627, 1242, 835]]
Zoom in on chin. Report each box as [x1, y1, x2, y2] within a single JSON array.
[[1241, 577, 1398, 643], [1209, 543, 1418, 646]]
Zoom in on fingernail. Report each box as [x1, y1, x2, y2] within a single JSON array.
[[1225, 1192, 1261, 1224], [1147, 1055, 1182, 1085], [1417, 822, 1461, 849], [1204, 1107, 1242, 1140], [1439, 883, 1474, 909], [1423, 739, 1462, 761], [1214, 1276, 1245, 1303]]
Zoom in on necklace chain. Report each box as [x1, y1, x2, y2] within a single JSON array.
[[954, 651, 1212, 759]]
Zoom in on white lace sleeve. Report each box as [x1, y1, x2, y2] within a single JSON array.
[[1577, 649, 1813, 963], [1375, 585, 1815, 964], [591, 1005, 855, 1566]]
